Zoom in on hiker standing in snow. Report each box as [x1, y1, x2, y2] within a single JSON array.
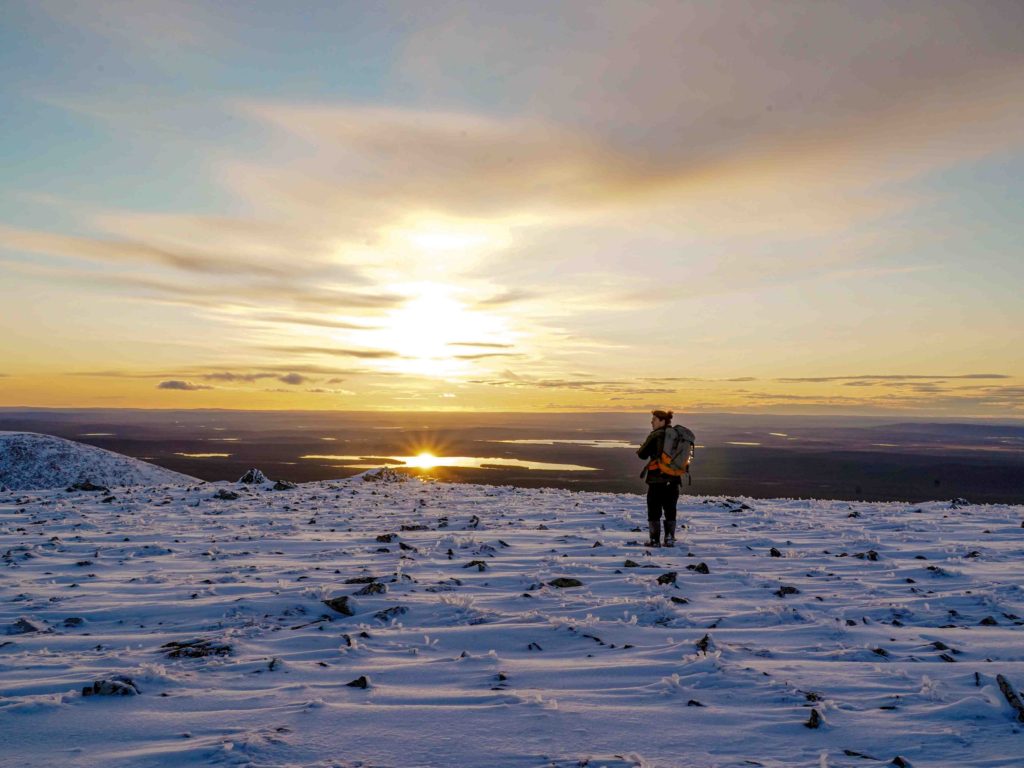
[[638, 409, 682, 547]]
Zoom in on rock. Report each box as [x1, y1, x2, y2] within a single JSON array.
[[775, 585, 800, 598], [362, 467, 407, 483], [272, 480, 297, 490], [670, 596, 689, 604], [804, 709, 822, 729], [623, 560, 640, 568], [238, 468, 268, 484], [547, 577, 583, 588], [769, 547, 782, 557], [354, 582, 387, 596], [463, 560, 488, 571], [854, 550, 879, 561], [686, 562, 710, 574], [66, 481, 110, 493], [686, 699, 705, 707], [344, 576, 378, 584], [323, 596, 355, 616], [82, 675, 140, 697], [162, 639, 232, 658], [63, 617, 85, 627], [213, 489, 240, 500], [375, 533, 395, 543], [346, 675, 369, 688], [374, 606, 408, 622], [656, 572, 678, 585], [979, 615, 999, 626], [9, 618, 46, 635], [696, 634, 712, 654]]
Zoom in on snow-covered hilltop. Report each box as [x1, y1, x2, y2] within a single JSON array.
[[1, 467, 1023, 767], [0, 431, 198, 491]]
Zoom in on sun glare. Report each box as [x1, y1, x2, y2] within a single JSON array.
[[370, 282, 511, 377], [406, 451, 439, 469]]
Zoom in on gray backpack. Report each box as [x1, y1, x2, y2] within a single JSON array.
[[657, 425, 696, 482]]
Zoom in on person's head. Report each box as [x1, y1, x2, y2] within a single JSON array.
[[650, 409, 673, 429]]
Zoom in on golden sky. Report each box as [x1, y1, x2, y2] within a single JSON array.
[[1, 1, 1023, 415]]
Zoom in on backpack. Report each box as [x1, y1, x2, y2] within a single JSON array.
[[657, 425, 696, 481]]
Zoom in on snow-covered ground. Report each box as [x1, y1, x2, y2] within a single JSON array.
[[2, 468, 1023, 767], [0, 432, 198, 490]]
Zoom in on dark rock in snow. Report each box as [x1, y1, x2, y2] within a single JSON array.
[[8, 618, 46, 635], [213, 489, 240, 500], [804, 709, 822, 729], [354, 582, 387, 596], [769, 547, 782, 557], [374, 606, 408, 622], [548, 577, 583, 588], [63, 617, 85, 627], [687, 562, 710, 574], [82, 675, 140, 697], [162, 639, 232, 658], [345, 675, 369, 688], [775, 585, 800, 597], [67, 481, 110, 493], [238, 468, 269, 484], [272, 480, 297, 490], [656, 572, 678, 585], [323, 596, 355, 616]]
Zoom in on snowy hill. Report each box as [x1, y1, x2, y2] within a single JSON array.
[[0, 431, 198, 490], [1, 469, 1023, 766]]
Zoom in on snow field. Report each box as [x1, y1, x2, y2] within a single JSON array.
[[1, 476, 1023, 767]]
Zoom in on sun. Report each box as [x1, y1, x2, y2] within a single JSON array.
[[406, 451, 439, 469], [371, 282, 510, 377]]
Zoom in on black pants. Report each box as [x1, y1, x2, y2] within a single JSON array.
[[646, 482, 679, 526]]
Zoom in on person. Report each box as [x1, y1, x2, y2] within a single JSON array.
[[637, 409, 682, 547]]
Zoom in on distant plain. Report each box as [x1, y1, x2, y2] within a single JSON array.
[[1, 408, 1022, 504]]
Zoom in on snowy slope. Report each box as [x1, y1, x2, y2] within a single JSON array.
[[1, 472, 1023, 767], [0, 432, 198, 490]]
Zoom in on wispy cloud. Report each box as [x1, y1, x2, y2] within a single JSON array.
[[777, 374, 1010, 383], [157, 380, 212, 391], [262, 345, 399, 360]]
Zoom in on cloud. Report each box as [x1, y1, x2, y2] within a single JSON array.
[[263, 345, 399, 359], [278, 373, 308, 385], [157, 380, 212, 391], [448, 342, 515, 349], [777, 374, 1009, 383], [453, 352, 521, 360], [469, 373, 676, 395], [201, 372, 277, 383], [399, 1, 1024, 167]]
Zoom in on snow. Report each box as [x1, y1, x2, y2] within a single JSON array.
[[0, 432, 197, 491], [2, 461, 1023, 766]]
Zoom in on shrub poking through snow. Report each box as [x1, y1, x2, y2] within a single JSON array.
[[82, 676, 140, 697]]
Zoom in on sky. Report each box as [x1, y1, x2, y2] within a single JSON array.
[[1, 0, 1023, 416]]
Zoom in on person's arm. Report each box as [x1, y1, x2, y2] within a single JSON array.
[[637, 430, 657, 460]]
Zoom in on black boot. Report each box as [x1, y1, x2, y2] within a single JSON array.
[[646, 520, 661, 547], [664, 520, 676, 547]]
